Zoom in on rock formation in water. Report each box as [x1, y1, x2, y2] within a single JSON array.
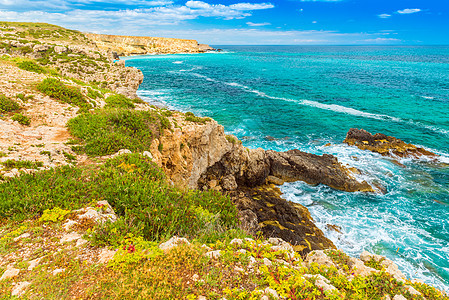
[[149, 116, 374, 255], [85, 33, 215, 56], [344, 128, 437, 158]]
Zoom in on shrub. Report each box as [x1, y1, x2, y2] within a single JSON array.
[[104, 94, 135, 109], [12, 113, 30, 126], [1, 159, 43, 171], [67, 109, 170, 156], [0, 154, 239, 242], [16, 60, 46, 74], [37, 78, 90, 109], [86, 87, 103, 100], [184, 111, 211, 124], [0, 94, 20, 113]]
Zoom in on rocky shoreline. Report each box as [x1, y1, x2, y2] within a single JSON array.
[[0, 22, 447, 299]]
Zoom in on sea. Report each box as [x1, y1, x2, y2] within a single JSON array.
[[123, 45, 449, 292]]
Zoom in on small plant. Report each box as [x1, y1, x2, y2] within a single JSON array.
[[184, 111, 211, 124], [16, 60, 46, 74], [12, 113, 31, 126], [0, 94, 20, 113], [226, 135, 237, 144], [1, 159, 43, 171], [67, 109, 170, 156], [37, 78, 90, 110], [38, 207, 71, 223], [86, 87, 103, 99], [63, 151, 77, 162], [104, 94, 135, 109]]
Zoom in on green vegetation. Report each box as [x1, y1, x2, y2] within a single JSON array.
[[104, 94, 135, 109], [12, 112, 31, 125], [39, 207, 71, 223], [225, 134, 237, 144], [37, 78, 90, 110], [16, 60, 46, 74], [0, 94, 20, 113], [16, 93, 34, 102], [184, 111, 212, 124], [0, 154, 239, 243], [67, 109, 170, 156], [1, 159, 43, 171], [87, 87, 103, 99]]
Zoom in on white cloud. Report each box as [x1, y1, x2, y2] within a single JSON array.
[[246, 22, 270, 26], [378, 14, 391, 19], [312, 20, 317, 23], [298, 0, 343, 2], [397, 8, 421, 14], [363, 37, 400, 43]]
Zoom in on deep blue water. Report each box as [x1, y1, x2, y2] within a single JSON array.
[[124, 46, 449, 291]]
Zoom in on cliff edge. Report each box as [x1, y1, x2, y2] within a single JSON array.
[[85, 33, 215, 56]]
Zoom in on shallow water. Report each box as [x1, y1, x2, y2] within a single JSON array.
[[124, 45, 449, 291]]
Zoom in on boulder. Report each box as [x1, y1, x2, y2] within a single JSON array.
[[33, 44, 51, 52], [11, 281, 31, 297], [344, 128, 437, 158], [0, 266, 20, 281], [305, 250, 336, 268], [159, 236, 190, 251], [54, 46, 67, 54]]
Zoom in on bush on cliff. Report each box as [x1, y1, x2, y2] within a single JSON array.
[[0, 94, 20, 113], [67, 108, 171, 156], [0, 154, 238, 242], [37, 78, 90, 110], [104, 94, 135, 109]]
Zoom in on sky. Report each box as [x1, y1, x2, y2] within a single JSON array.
[[0, 0, 448, 45]]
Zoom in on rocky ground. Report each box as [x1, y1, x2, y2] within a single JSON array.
[[0, 22, 447, 299]]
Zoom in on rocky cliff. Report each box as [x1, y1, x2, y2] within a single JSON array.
[[85, 33, 214, 56]]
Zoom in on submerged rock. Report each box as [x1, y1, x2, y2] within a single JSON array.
[[344, 128, 437, 158]]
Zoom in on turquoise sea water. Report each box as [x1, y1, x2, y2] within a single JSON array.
[[124, 46, 449, 291]]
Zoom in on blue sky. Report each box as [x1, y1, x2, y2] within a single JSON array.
[[0, 0, 447, 45]]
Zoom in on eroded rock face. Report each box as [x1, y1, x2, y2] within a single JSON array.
[[231, 185, 336, 257], [344, 128, 437, 158]]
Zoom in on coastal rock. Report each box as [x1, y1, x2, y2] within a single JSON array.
[[267, 149, 373, 192], [233, 186, 336, 256], [86, 33, 213, 55], [343, 128, 437, 158], [98, 248, 116, 264]]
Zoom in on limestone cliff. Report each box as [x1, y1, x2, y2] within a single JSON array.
[[85, 33, 215, 56]]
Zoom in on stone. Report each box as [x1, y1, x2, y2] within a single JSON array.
[[349, 257, 377, 277], [11, 281, 31, 296], [76, 238, 88, 247], [197, 296, 207, 300], [112, 149, 132, 157], [60, 232, 81, 243], [142, 151, 153, 159], [13, 232, 30, 241], [201, 244, 212, 251], [27, 257, 42, 271], [264, 287, 279, 299], [0, 266, 20, 281], [263, 258, 272, 266], [159, 236, 190, 251], [54, 46, 68, 54], [392, 295, 407, 300], [237, 249, 247, 254], [381, 259, 406, 282], [52, 268, 65, 276], [405, 285, 422, 296], [230, 238, 243, 246], [221, 174, 237, 190], [305, 250, 336, 268], [33, 44, 51, 52], [382, 295, 391, 300], [62, 219, 78, 231], [266, 175, 284, 186], [206, 250, 221, 259], [98, 248, 116, 264], [360, 251, 384, 263], [304, 274, 337, 292]]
